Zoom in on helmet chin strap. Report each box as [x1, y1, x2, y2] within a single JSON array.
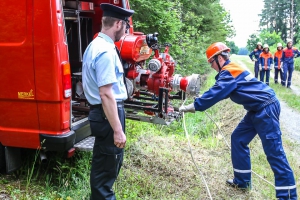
[[214, 55, 222, 72]]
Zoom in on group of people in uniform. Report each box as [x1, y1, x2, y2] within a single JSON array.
[[249, 40, 300, 88]]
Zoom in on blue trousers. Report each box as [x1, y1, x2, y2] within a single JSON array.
[[260, 70, 270, 85], [282, 62, 294, 87], [231, 101, 297, 199], [274, 68, 283, 83], [254, 61, 259, 79]]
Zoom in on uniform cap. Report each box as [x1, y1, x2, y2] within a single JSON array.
[[277, 43, 282, 48], [263, 44, 269, 49], [257, 42, 262, 46], [100, 3, 134, 22]]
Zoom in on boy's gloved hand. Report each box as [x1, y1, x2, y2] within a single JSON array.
[[179, 103, 195, 113]]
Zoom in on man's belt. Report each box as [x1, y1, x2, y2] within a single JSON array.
[[90, 101, 124, 109]]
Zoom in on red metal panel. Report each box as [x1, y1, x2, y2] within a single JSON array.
[[33, 0, 70, 135], [0, 0, 40, 148]]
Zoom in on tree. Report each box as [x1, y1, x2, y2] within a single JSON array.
[[130, 0, 182, 45], [130, 0, 235, 75], [247, 30, 283, 52], [259, 29, 283, 47], [226, 41, 239, 54], [246, 34, 260, 51], [238, 48, 249, 55], [259, 0, 300, 43]]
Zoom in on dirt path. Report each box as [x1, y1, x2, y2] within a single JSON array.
[[236, 59, 300, 143]]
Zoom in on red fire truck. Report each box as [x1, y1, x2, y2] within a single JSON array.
[[0, 0, 200, 173]]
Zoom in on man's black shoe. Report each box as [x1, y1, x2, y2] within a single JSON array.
[[226, 179, 251, 190]]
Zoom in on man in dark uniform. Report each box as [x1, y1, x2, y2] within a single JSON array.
[[82, 3, 134, 200]]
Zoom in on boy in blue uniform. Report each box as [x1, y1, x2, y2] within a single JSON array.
[[273, 43, 284, 84], [258, 44, 273, 85], [281, 39, 300, 88], [82, 3, 134, 200], [180, 42, 297, 200], [249, 42, 263, 78]]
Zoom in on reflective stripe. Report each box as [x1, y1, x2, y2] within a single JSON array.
[[275, 185, 297, 190], [234, 168, 251, 173], [244, 74, 254, 81]]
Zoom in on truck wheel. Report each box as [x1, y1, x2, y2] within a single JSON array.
[[0, 143, 5, 173]]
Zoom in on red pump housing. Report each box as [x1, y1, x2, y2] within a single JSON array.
[[116, 35, 199, 96]]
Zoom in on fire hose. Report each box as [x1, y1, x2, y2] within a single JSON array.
[[182, 110, 213, 199]]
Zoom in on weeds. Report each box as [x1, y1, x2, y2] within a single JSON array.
[[25, 148, 40, 193]]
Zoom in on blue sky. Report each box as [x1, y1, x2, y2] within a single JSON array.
[[220, 0, 264, 48]]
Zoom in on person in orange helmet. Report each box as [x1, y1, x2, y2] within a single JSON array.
[[179, 42, 297, 200]]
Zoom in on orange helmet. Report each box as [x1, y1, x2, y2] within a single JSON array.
[[206, 42, 231, 61]]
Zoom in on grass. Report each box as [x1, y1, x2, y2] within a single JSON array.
[[0, 62, 299, 199]]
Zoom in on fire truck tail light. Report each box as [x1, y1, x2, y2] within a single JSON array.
[[62, 62, 71, 98]]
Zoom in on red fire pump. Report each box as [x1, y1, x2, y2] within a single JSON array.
[[115, 32, 200, 125]]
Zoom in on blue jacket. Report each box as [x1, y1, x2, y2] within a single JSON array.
[[259, 52, 273, 70], [282, 47, 300, 64], [249, 49, 262, 61], [194, 60, 276, 112]]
